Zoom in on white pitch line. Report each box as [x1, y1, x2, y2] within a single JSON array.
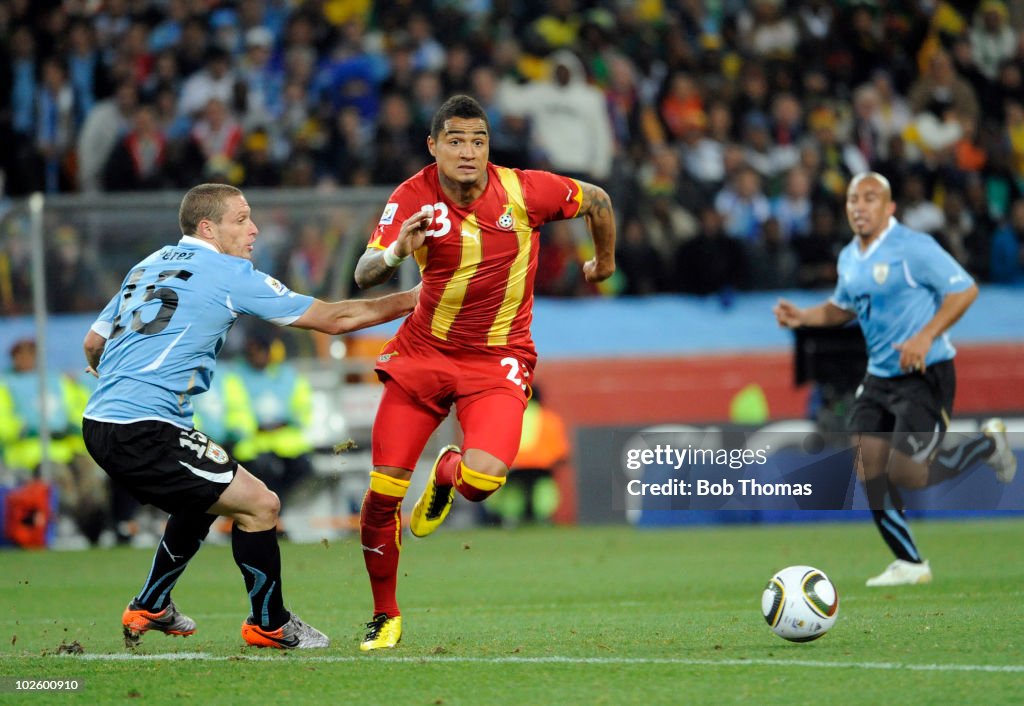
[[62, 653, 1024, 673]]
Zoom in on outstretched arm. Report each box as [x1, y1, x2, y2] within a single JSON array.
[[290, 286, 419, 335], [576, 181, 616, 283], [354, 209, 433, 290], [773, 298, 855, 329]]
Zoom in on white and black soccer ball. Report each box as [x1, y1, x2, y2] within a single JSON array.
[[761, 565, 839, 642]]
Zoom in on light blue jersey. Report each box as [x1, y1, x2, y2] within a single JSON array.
[[830, 218, 974, 378], [84, 236, 314, 428]]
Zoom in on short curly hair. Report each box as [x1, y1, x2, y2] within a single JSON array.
[[430, 94, 489, 139]]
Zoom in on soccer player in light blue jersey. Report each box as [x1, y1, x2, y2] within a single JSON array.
[[81, 183, 419, 649], [774, 172, 1016, 587]]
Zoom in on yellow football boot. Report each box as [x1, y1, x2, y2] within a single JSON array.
[[409, 445, 460, 537], [360, 613, 402, 651]]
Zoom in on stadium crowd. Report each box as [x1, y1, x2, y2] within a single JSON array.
[[2, 0, 1024, 311]]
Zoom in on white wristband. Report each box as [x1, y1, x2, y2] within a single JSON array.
[[382, 242, 408, 268]]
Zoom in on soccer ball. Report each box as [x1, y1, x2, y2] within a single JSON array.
[[761, 565, 839, 642]]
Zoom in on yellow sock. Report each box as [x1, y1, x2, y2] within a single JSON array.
[[369, 471, 410, 498], [455, 463, 506, 501]]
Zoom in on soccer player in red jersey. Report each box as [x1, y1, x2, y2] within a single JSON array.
[[352, 94, 616, 650]]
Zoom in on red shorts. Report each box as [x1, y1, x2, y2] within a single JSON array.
[[370, 328, 536, 471]]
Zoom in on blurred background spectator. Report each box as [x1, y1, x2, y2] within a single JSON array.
[[220, 331, 316, 509], [0, 338, 106, 544]]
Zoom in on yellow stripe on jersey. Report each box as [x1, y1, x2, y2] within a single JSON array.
[[430, 213, 482, 340], [488, 168, 532, 346], [569, 177, 584, 217]]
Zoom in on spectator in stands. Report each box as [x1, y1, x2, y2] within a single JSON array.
[[604, 52, 649, 163], [319, 106, 370, 185], [805, 105, 868, 204], [830, 3, 886, 90], [675, 206, 749, 295], [142, 49, 183, 104], [989, 59, 1024, 125], [239, 128, 281, 188], [237, 27, 283, 130], [117, 22, 156, 87], [793, 203, 842, 289], [176, 15, 211, 78], [908, 49, 979, 129], [93, 0, 132, 49], [747, 216, 799, 290], [898, 173, 945, 236], [714, 165, 771, 242], [5, 26, 38, 150], [371, 93, 426, 185], [616, 217, 664, 295], [505, 49, 614, 185], [970, 0, 1017, 83], [531, 0, 583, 50], [732, 63, 772, 129], [379, 32, 418, 99], [679, 107, 726, 193], [771, 166, 814, 240], [148, 0, 189, 54], [850, 83, 885, 169], [211, 7, 243, 57], [438, 43, 473, 96], [178, 47, 236, 118], [77, 82, 138, 193], [867, 71, 913, 162], [660, 71, 704, 143], [103, 105, 170, 192], [410, 70, 444, 135], [181, 97, 243, 185], [742, 110, 797, 183], [35, 58, 76, 193], [736, 0, 799, 61], [796, 0, 834, 65], [407, 13, 446, 73], [66, 19, 111, 129], [637, 145, 699, 255]]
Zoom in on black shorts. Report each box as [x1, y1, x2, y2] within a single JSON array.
[[847, 359, 956, 462], [83, 419, 238, 515]]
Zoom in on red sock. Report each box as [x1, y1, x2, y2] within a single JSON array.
[[360, 472, 410, 617], [453, 462, 507, 502], [434, 448, 463, 486]]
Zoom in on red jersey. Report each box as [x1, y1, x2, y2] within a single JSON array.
[[368, 163, 583, 358]]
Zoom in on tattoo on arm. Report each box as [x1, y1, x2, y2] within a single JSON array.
[[580, 182, 612, 223], [577, 181, 616, 265], [354, 249, 398, 289]]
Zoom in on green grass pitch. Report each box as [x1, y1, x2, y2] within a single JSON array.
[[1, 518, 1021, 705]]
